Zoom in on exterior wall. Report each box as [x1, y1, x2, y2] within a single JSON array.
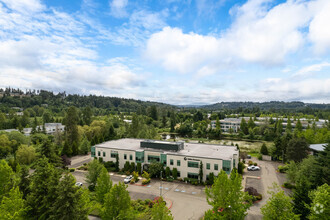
[[94, 145, 239, 181]]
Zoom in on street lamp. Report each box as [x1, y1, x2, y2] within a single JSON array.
[[160, 171, 162, 197]]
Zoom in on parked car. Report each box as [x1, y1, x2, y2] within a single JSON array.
[[247, 165, 260, 171], [124, 175, 133, 184], [247, 155, 252, 159], [75, 182, 83, 187]]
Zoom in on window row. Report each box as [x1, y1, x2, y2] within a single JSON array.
[[206, 163, 219, 170]]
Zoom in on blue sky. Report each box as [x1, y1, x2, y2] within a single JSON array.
[[0, 0, 329, 105]]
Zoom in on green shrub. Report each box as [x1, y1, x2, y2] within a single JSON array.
[[278, 165, 288, 173], [130, 179, 135, 184], [254, 162, 258, 166], [142, 178, 150, 185], [283, 182, 295, 189], [69, 168, 75, 172], [255, 194, 262, 201], [258, 154, 263, 160], [248, 160, 253, 166]]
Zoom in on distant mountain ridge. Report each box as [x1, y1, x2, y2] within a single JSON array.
[[183, 101, 330, 110]]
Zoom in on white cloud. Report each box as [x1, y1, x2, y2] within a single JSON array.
[[110, 0, 128, 18], [308, 0, 330, 54], [0, 0, 144, 95], [145, 0, 330, 75], [293, 62, 330, 77], [0, 0, 44, 14]]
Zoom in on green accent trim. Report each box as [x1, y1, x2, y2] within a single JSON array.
[[160, 154, 167, 166], [91, 146, 95, 157]]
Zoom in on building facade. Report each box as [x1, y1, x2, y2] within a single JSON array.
[[92, 139, 239, 181]]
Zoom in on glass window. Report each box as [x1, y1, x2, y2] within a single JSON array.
[[111, 153, 117, 158], [187, 172, 199, 179], [170, 159, 173, 165], [177, 171, 181, 177], [214, 164, 218, 170], [223, 160, 231, 173], [130, 155, 133, 160], [98, 151, 100, 156], [177, 160, 180, 166], [188, 161, 199, 168], [206, 163, 210, 170], [148, 155, 160, 163], [124, 154, 127, 160], [103, 152, 106, 157]]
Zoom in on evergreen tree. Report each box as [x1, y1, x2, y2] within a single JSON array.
[[26, 157, 61, 219], [293, 177, 312, 220], [18, 165, 30, 199], [49, 173, 90, 220], [64, 106, 79, 155], [115, 154, 119, 172], [199, 161, 203, 183], [82, 106, 92, 126], [240, 118, 248, 135], [247, 117, 255, 129], [165, 167, 171, 178], [286, 117, 292, 132], [260, 143, 268, 155], [149, 105, 158, 121], [295, 119, 303, 132], [137, 162, 142, 175], [170, 112, 176, 132], [286, 137, 309, 162], [172, 168, 178, 179]]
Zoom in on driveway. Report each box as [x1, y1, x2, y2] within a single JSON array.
[[244, 159, 287, 220]]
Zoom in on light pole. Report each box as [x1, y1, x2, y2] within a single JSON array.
[[160, 171, 162, 197]]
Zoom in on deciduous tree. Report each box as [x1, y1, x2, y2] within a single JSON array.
[[261, 183, 299, 220], [96, 167, 112, 204], [204, 170, 252, 219]]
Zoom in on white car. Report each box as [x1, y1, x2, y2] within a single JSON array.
[[247, 165, 260, 171], [124, 175, 133, 184], [75, 182, 83, 187]]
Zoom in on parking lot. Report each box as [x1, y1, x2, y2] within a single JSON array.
[[73, 170, 210, 220]]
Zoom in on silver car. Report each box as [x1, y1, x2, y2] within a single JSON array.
[[124, 175, 133, 184], [75, 182, 83, 187], [247, 165, 260, 171]]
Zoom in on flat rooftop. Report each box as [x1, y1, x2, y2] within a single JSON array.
[[95, 138, 238, 160]]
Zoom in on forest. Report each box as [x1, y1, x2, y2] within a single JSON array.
[[0, 88, 329, 219]]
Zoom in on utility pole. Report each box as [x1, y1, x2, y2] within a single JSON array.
[[160, 171, 162, 197]]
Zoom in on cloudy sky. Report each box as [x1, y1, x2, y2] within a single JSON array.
[[0, 0, 329, 105]]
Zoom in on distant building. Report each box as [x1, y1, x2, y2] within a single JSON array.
[[309, 143, 327, 156], [92, 139, 239, 180], [0, 123, 65, 136], [211, 117, 327, 133]]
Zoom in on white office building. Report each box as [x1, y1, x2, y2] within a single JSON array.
[[92, 139, 239, 181]]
